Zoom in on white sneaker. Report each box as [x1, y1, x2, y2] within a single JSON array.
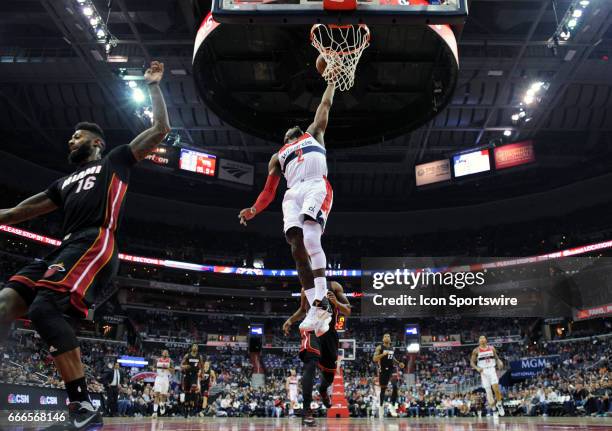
[[496, 402, 505, 417], [299, 307, 319, 332], [314, 308, 332, 336], [378, 405, 384, 419], [160, 405, 166, 416], [152, 412, 158, 418], [389, 404, 398, 417]]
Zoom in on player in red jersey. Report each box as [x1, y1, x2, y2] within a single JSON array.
[[0, 61, 170, 430]]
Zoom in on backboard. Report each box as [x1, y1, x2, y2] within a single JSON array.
[[212, 0, 468, 25]]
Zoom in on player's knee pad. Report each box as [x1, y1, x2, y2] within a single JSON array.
[[28, 300, 78, 356], [302, 221, 325, 269]]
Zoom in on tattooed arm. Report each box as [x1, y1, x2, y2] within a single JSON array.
[[0, 193, 57, 225]]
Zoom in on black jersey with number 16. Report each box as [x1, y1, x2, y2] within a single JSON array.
[[44, 145, 137, 237]]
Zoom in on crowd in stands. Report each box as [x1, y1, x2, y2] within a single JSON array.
[[1, 318, 610, 418]]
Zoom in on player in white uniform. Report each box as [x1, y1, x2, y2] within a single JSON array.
[[286, 369, 300, 416], [470, 336, 505, 416], [152, 349, 174, 418], [239, 82, 336, 336]]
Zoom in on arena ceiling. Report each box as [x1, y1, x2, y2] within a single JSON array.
[[0, 0, 611, 211]]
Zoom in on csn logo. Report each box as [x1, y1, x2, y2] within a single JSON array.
[[8, 394, 30, 404], [40, 396, 58, 405]]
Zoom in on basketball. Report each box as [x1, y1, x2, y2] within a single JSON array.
[[316, 54, 327, 75]]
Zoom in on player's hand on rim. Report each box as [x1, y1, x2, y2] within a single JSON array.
[[238, 207, 256, 226], [144, 61, 164, 85]]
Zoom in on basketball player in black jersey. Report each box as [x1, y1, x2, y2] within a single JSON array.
[[0, 61, 170, 430], [283, 281, 350, 427], [373, 333, 405, 419], [181, 344, 203, 417], [200, 360, 216, 414]]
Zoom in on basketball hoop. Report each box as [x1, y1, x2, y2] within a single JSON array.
[[310, 24, 370, 92]]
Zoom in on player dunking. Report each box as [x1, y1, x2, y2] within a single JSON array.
[[286, 369, 300, 417], [373, 333, 405, 419], [0, 61, 169, 430], [181, 343, 203, 417], [152, 349, 174, 418], [283, 281, 351, 427], [200, 360, 216, 413], [239, 82, 336, 336], [470, 335, 505, 416]]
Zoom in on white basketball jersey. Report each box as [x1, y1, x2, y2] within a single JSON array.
[[156, 357, 172, 378], [278, 133, 327, 188], [477, 346, 496, 370]]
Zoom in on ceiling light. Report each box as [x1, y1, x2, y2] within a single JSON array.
[[511, 113, 520, 122], [132, 88, 145, 103], [82, 6, 93, 16], [128, 80, 137, 88], [90, 17, 99, 26], [96, 28, 106, 39], [568, 18, 578, 29], [503, 130, 512, 137], [572, 9, 583, 18], [579, 0, 589, 7]]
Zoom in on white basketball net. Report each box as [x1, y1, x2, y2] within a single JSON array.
[[310, 24, 370, 92]]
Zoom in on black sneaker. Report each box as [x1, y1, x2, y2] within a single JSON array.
[[320, 389, 332, 409], [302, 409, 316, 427], [45, 401, 103, 430]]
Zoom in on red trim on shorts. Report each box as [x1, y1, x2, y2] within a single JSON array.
[[321, 176, 333, 215], [300, 329, 321, 355], [317, 363, 336, 374], [9, 275, 36, 289]]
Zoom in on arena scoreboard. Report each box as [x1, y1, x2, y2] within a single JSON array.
[[179, 148, 217, 177]]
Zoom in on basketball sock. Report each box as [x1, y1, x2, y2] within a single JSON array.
[[314, 277, 328, 303], [302, 359, 317, 410], [153, 403, 158, 412], [304, 287, 317, 306], [65, 377, 90, 403], [379, 387, 386, 406]]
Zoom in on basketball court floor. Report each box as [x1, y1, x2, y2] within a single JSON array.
[[1, 416, 611, 431]]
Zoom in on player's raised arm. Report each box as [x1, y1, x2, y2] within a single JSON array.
[[0, 192, 57, 225], [470, 348, 482, 373], [306, 83, 335, 145], [238, 153, 281, 226], [282, 288, 308, 335], [129, 61, 171, 162]]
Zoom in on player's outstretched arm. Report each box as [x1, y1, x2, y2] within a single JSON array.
[[129, 61, 171, 162], [239, 153, 281, 226], [0, 192, 57, 225], [306, 83, 335, 145]]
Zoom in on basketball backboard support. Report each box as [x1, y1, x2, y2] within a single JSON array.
[[339, 339, 356, 360], [212, 0, 468, 25]]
